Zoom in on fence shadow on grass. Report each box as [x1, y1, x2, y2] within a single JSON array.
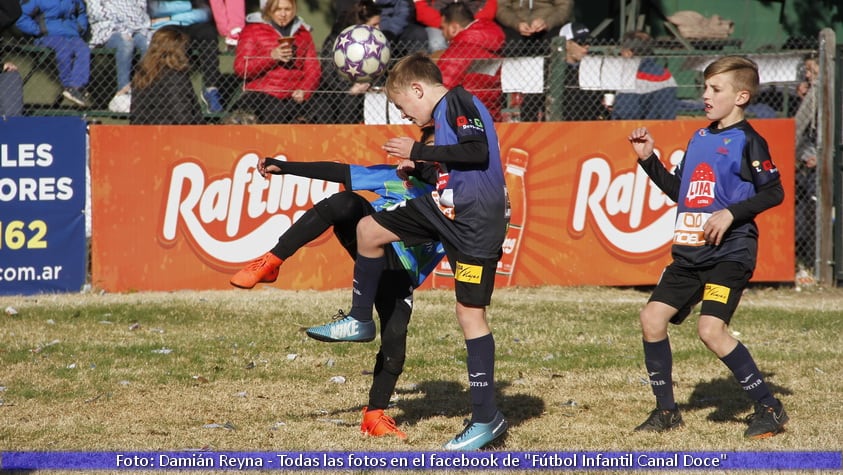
[[684, 373, 793, 423]]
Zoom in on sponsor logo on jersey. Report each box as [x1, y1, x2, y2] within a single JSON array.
[[685, 162, 715, 208]]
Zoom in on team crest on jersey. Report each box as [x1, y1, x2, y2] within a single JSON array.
[[685, 162, 715, 208], [698, 129, 708, 137]]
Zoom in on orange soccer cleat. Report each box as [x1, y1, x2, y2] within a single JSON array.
[[360, 407, 407, 439], [229, 252, 282, 289]]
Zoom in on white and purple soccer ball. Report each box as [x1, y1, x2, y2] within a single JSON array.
[[332, 25, 391, 83]]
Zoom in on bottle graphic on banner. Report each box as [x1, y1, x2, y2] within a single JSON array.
[[431, 256, 454, 289], [496, 148, 529, 287]]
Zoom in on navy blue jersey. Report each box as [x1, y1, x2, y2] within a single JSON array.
[[348, 164, 445, 286], [672, 121, 781, 269], [410, 86, 508, 259], [649, 120, 783, 269]]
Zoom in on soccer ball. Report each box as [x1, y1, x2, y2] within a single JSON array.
[[332, 25, 391, 83]]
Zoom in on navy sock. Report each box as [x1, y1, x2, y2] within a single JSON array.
[[465, 333, 497, 423], [721, 342, 777, 406], [643, 338, 675, 410], [349, 254, 385, 322]]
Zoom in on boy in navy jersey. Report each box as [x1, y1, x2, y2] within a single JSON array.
[[628, 56, 787, 438], [306, 52, 509, 450], [229, 128, 443, 440]]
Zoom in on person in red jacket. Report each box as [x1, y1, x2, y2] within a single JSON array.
[[414, 0, 496, 52], [232, 0, 321, 123], [437, 2, 504, 121]]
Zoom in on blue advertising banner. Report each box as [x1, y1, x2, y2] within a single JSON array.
[[0, 116, 87, 295]]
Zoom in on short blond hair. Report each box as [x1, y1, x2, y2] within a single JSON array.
[[704, 55, 759, 98], [385, 52, 443, 95]]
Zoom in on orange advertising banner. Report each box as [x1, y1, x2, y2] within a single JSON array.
[[90, 120, 794, 292]]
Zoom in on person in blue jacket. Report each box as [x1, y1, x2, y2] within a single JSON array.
[[15, 0, 92, 107]]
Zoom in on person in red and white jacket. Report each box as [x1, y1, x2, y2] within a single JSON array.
[[414, 0, 496, 52], [232, 0, 321, 123], [437, 2, 504, 120]]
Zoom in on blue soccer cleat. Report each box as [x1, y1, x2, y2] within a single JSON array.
[[306, 310, 376, 342], [443, 410, 508, 451]]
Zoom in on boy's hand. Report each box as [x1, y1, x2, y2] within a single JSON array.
[[703, 209, 734, 246], [383, 137, 415, 159], [396, 159, 416, 180], [628, 127, 655, 160], [257, 158, 282, 178]]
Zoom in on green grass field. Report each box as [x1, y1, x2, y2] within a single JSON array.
[[1, 285, 841, 474]]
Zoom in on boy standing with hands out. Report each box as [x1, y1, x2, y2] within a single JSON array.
[[307, 52, 509, 450], [628, 56, 787, 438]]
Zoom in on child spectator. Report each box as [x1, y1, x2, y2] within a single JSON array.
[[413, 0, 496, 53], [438, 2, 504, 120], [130, 25, 203, 124], [87, 0, 151, 105], [306, 53, 509, 451], [232, 0, 321, 123], [627, 56, 787, 439], [209, 0, 245, 46], [148, 0, 225, 112], [15, 0, 92, 108]]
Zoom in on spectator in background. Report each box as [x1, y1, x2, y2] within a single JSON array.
[[413, 0, 496, 53], [549, 21, 604, 121], [0, 62, 24, 116], [794, 52, 819, 162], [1, 1, 23, 116], [87, 0, 151, 107], [209, 0, 245, 46], [315, 0, 381, 124], [793, 53, 819, 275], [611, 31, 678, 120], [374, 0, 426, 57], [437, 2, 504, 120], [15, 0, 92, 108], [795, 145, 816, 272], [232, 0, 321, 123], [495, 0, 570, 55], [149, 0, 225, 113], [495, 0, 570, 121], [130, 25, 203, 124]]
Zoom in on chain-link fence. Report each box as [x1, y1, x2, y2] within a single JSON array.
[[0, 34, 820, 124], [0, 32, 826, 282]]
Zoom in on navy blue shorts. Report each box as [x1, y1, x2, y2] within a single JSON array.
[[371, 203, 497, 307], [650, 260, 753, 325]]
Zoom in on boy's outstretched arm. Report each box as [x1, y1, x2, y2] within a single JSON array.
[[259, 158, 352, 188]]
